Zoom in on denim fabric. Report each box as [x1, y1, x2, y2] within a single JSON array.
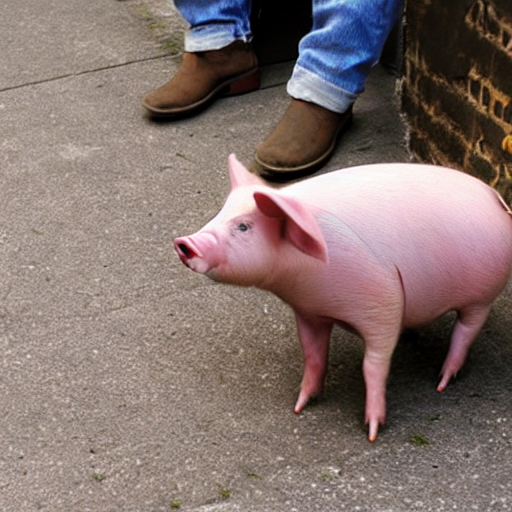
[[173, 0, 402, 112], [289, 0, 403, 112], [174, 0, 253, 51]]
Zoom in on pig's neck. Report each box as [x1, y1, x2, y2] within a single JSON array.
[[254, 250, 324, 310]]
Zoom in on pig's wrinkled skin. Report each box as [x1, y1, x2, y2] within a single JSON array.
[[175, 154, 512, 441]]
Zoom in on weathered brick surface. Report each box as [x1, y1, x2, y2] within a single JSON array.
[[403, 0, 512, 202]]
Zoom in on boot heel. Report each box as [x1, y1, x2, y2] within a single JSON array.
[[226, 69, 260, 96]]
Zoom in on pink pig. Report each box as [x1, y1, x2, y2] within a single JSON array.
[[175, 154, 512, 441]]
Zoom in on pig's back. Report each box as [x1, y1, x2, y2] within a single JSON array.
[[288, 163, 512, 325]]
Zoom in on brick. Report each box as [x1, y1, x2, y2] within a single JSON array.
[[430, 122, 467, 168], [482, 86, 491, 109], [416, 74, 438, 107], [406, 1, 472, 78], [469, 1, 480, 24], [503, 30, 511, 49], [488, 16, 501, 37], [434, 80, 468, 122], [489, 51, 512, 96], [494, 0, 512, 13], [412, 73, 479, 143], [494, 100, 503, 117], [467, 153, 499, 183], [477, 110, 511, 150], [469, 78, 481, 101], [408, 132, 433, 163], [504, 102, 512, 124], [406, 96, 468, 167]]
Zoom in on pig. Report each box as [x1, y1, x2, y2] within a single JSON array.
[[174, 154, 512, 441]]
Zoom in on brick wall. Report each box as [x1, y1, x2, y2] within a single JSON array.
[[402, 0, 512, 201]]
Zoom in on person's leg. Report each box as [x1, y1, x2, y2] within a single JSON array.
[[142, 0, 259, 118], [254, 0, 403, 178], [176, 0, 253, 51], [290, 0, 403, 112]]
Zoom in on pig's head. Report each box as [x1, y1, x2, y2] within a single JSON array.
[[174, 155, 328, 287]]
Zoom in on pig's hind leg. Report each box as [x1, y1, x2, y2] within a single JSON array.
[[293, 312, 334, 414], [360, 298, 404, 441], [437, 304, 493, 392], [362, 330, 401, 442]]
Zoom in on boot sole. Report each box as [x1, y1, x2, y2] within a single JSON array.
[[142, 68, 260, 119], [254, 109, 353, 181]]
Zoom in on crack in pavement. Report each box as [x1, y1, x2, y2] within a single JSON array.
[[0, 54, 176, 94]]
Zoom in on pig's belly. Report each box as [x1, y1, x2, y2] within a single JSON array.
[[399, 267, 505, 328]]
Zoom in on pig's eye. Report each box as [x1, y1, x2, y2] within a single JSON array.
[[237, 222, 250, 232]]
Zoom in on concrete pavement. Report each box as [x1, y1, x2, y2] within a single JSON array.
[[1, 1, 511, 511]]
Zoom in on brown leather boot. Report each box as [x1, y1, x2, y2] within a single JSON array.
[[253, 99, 353, 180], [142, 40, 259, 119]]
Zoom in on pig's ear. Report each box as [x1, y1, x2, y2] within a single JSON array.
[[228, 154, 265, 190], [253, 191, 328, 263]]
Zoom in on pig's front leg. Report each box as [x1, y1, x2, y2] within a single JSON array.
[[293, 312, 334, 414]]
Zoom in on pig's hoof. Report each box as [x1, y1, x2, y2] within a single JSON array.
[[294, 390, 320, 413], [368, 421, 380, 442], [437, 370, 458, 392], [294, 393, 309, 414], [365, 414, 385, 442]]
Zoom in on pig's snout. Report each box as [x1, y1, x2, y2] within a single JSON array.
[[177, 241, 196, 259], [174, 233, 220, 274], [174, 236, 203, 264]]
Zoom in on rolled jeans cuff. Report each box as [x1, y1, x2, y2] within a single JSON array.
[[184, 24, 252, 52], [287, 65, 359, 114]]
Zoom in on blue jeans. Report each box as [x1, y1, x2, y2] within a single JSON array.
[[174, 0, 402, 113]]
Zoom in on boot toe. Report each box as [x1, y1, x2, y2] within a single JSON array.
[[254, 102, 353, 179]]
